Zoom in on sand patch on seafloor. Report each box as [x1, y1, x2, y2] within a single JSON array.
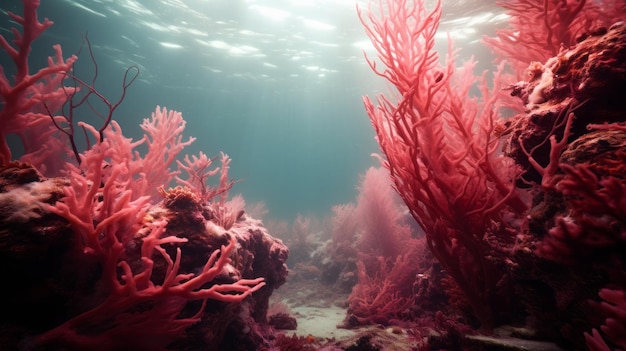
[[270, 280, 426, 350], [281, 301, 425, 351], [285, 303, 358, 340], [270, 277, 358, 340]]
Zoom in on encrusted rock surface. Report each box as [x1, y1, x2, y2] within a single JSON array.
[[499, 22, 626, 350], [502, 22, 626, 185]]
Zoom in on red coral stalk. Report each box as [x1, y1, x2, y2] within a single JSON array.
[[520, 108, 577, 189]]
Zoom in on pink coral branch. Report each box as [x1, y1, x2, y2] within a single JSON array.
[[137, 106, 195, 199], [120, 220, 265, 301], [217, 152, 233, 205], [1, 1, 139, 168], [176, 152, 220, 195], [175, 150, 236, 203]]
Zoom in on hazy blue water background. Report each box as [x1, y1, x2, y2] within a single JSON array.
[[0, 0, 503, 222]]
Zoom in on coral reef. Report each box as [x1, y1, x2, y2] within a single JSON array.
[[3, 0, 626, 350]]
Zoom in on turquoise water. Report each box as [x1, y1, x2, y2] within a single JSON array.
[[1, 0, 503, 222]]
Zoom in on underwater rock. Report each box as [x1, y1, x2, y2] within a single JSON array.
[[560, 129, 626, 178], [268, 313, 298, 330]]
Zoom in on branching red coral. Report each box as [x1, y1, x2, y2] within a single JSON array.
[[41, 117, 265, 349], [47, 121, 149, 260], [359, 0, 527, 327], [519, 108, 577, 189], [34, 219, 265, 350], [348, 258, 415, 326], [585, 289, 626, 351], [176, 150, 235, 204], [346, 240, 429, 327], [137, 106, 195, 199], [538, 163, 626, 263], [1, 2, 275, 349], [1, 1, 140, 171], [0, 0, 77, 165], [483, 0, 624, 77]]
